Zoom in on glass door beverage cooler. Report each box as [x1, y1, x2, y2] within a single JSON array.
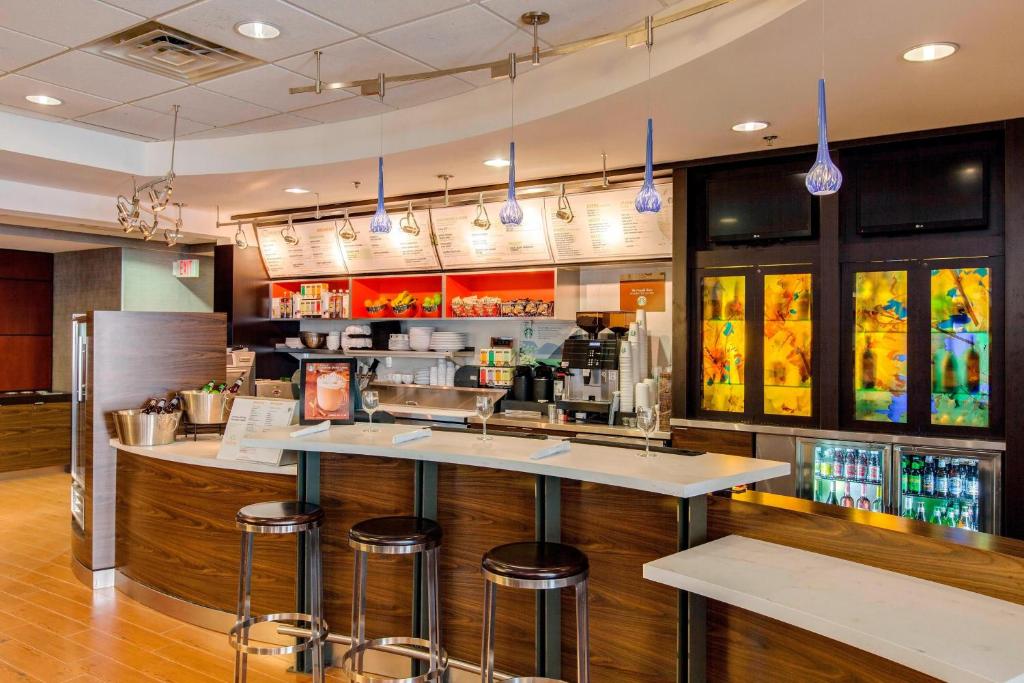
[[797, 439, 891, 512], [893, 446, 1002, 534]]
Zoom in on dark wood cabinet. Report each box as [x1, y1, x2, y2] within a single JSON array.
[[0, 401, 70, 473]]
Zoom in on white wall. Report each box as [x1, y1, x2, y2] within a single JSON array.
[[120, 247, 214, 313]]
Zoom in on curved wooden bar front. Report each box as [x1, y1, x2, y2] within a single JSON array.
[[114, 437, 299, 629]]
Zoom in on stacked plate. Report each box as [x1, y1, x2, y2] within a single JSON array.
[[414, 369, 432, 385], [409, 326, 435, 352], [389, 334, 411, 351], [429, 331, 467, 352]]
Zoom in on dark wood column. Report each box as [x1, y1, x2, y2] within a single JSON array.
[[1003, 118, 1024, 539]]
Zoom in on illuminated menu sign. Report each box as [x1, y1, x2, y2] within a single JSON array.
[[337, 210, 440, 274], [257, 220, 348, 278], [544, 185, 672, 263], [431, 197, 551, 269]]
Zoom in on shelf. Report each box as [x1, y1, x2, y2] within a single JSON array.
[[899, 491, 978, 502], [275, 346, 474, 359], [814, 476, 883, 486]]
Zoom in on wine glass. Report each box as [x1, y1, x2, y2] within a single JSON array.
[[362, 390, 379, 432], [636, 406, 658, 457], [476, 395, 494, 441]]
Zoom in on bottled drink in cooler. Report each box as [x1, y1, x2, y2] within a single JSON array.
[[901, 457, 910, 493], [840, 482, 854, 508], [965, 462, 979, 500], [163, 395, 181, 413], [922, 456, 936, 496], [833, 450, 844, 481], [856, 490, 872, 510], [936, 458, 949, 498], [932, 507, 946, 526], [908, 457, 922, 495], [868, 451, 880, 483], [844, 449, 857, 480], [902, 496, 915, 518], [824, 482, 838, 506], [819, 448, 832, 478], [948, 460, 963, 498], [915, 502, 926, 521], [856, 450, 868, 481]]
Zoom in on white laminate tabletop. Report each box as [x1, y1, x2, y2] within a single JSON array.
[[111, 436, 298, 476], [644, 535, 1024, 683], [241, 423, 788, 498]]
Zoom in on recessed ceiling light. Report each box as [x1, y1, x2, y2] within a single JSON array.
[[25, 94, 62, 106], [484, 158, 510, 168], [235, 21, 281, 40], [284, 187, 310, 194], [902, 42, 958, 62], [732, 121, 769, 132]]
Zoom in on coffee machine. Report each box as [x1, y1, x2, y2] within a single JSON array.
[[557, 338, 620, 423]]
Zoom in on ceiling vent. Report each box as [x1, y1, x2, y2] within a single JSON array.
[[84, 23, 260, 84]]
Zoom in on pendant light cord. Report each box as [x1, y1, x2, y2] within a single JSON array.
[[820, 0, 826, 78]]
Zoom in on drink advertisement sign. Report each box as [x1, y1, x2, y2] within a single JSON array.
[[298, 358, 357, 424]]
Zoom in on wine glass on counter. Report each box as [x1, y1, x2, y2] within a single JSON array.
[[636, 406, 658, 457], [476, 395, 494, 441], [362, 389, 379, 433]]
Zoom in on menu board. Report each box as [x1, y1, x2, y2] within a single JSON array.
[[257, 220, 348, 278], [337, 210, 440, 274], [544, 184, 672, 263], [431, 197, 551, 270]]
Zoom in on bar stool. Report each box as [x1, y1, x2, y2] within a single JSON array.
[[229, 501, 327, 683], [343, 516, 448, 682], [480, 542, 590, 683]]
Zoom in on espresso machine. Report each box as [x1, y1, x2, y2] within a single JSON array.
[[557, 338, 620, 423]]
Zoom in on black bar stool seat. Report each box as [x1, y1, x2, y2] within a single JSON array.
[[480, 542, 590, 683], [349, 515, 442, 552], [482, 542, 588, 584], [343, 516, 447, 682], [230, 500, 326, 683], [236, 500, 324, 532]]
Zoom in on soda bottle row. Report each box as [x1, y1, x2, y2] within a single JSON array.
[[815, 447, 883, 485], [198, 376, 245, 395], [823, 480, 884, 512], [899, 455, 979, 500], [140, 396, 181, 414], [902, 496, 978, 531]]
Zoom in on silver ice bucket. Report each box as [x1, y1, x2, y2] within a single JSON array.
[[180, 390, 235, 424], [113, 409, 181, 447]]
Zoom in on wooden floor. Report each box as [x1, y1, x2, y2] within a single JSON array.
[[0, 471, 346, 682]]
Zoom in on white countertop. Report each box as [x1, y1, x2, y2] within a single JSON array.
[[470, 414, 671, 441], [644, 535, 1024, 683], [111, 436, 298, 476], [241, 423, 787, 498]]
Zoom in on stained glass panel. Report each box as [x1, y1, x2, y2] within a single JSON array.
[[701, 275, 745, 412], [764, 273, 812, 417], [930, 267, 990, 427], [854, 270, 909, 423]]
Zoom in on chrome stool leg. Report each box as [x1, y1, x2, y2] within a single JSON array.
[[309, 526, 325, 683], [351, 548, 368, 674], [480, 580, 497, 683], [576, 579, 589, 683], [234, 530, 254, 683]]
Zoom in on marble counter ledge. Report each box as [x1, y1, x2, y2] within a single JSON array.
[[644, 535, 1024, 683], [242, 423, 788, 499], [111, 436, 297, 476]]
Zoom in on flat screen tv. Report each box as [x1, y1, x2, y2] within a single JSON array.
[[856, 151, 988, 235], [706, 171, 815, 244]]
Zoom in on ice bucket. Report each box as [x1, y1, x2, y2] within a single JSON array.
[[180, 390, 235, 424], [112, 409, 181, 447]]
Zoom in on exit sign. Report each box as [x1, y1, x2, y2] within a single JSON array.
[[173, 259, 199, 278]]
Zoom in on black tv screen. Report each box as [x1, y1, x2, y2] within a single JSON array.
[[856, 152, 988, 234], [707, 171, 814, 243]]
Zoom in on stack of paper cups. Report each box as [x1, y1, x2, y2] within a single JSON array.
[[635, 382, 652, 410], [636, 309, 649, 380], [619, 340, 634, 412]]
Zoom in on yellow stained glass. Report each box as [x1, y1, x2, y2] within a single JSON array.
[[930, 267, 990, 428], [854, 270, 908, 423], [702, 275, 745, 412], [764, 273, 812, 417]]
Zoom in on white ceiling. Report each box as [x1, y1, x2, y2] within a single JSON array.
[[0, 0, 674, 140], [0, 0, 1021, 246]]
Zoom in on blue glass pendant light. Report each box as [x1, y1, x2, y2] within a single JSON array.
[[805, 78, 842, 195], [635, 16, 662, 214], [499, 141, 523, 226], [499, 53, 524, 226], [370, 72, 392, 233]]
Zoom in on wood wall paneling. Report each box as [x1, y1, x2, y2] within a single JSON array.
[[319, 454, 418, 641], [0, 404, 36, 473], [30, 402, 70, 469], [671, 426, 754, 457], [707, 601, 939, 683], [0, 336, 52, 391], [116, 451, 297, 614], [1003, 118, 1024, 538], [0, 249, 53, 280], [435, 464, 538, 676], [0, 280, 52, 335], [559, 480, 679, 683]]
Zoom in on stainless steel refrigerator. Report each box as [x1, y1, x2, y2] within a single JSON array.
[[70, 311, 227, 587], [795, 437, 1002, 534]]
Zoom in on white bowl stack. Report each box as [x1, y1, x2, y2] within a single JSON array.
[[414, 369, 432, 385], [409, 327, 435, 352], [429, 331, 467, 351]]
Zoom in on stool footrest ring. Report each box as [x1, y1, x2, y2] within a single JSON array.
[[228, 612, 328, 657], [342, 636, 448, 683]]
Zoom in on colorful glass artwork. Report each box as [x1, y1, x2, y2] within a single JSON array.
[[764, 273, 813, 417], [854, 270, 909, 423], [701, 275, 745, 412], [930, 267, 990, 427]]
